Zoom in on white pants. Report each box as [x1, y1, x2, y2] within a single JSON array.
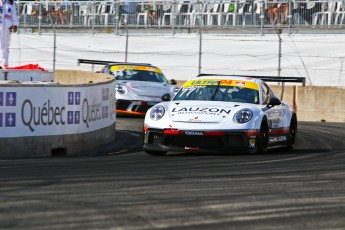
[[0, 27, 12, 66]]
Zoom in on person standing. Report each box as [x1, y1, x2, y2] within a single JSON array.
[[0, 0, 19, 69]]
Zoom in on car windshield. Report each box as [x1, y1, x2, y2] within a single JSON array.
[[107, 65, 168, 83], [173, 80, 260, 104]]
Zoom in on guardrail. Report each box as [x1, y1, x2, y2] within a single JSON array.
[[18, 0, 345, 30]]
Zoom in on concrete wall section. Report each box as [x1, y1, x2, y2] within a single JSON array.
[[0, 125, 115, 158], [271, 86, 345, 123], [55, 70, 113, 84]]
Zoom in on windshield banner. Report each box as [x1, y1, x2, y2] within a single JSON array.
[[110, 65, 162, 74], [183, 79, 259, 90]]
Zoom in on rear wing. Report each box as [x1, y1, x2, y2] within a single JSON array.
[[77, 59, 152, 66], [197, 74, 306, 86]]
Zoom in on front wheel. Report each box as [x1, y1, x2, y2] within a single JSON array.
[[256, 120, 269, 154], [144, 150, 167, 156]]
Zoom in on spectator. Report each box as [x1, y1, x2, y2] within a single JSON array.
[[120, 0, 138, 24], [121, 0, 137, 14], [144, 1, 158, 24], [268, 1, 289, 24], [0, 0, 19, 69]]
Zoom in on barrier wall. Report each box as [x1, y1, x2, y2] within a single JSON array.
[[271, 85, 345, 123], [176, 80, 345, 122], [0, 70, 116, 158]]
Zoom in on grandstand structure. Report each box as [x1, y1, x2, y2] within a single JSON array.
[[18, 0, 345, 30]]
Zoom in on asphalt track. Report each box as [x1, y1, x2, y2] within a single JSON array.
[[1, 118, 345, 230]]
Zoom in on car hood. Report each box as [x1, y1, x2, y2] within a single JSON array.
[[167, 101, 237, 123], [119, 80, 172, 98]]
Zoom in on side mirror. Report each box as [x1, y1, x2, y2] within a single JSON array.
[[170, 79, 177, 85], [267, 97, 281, 108], [161, 93, 171, 101]]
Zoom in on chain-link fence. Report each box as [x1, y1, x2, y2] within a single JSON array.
[[10, 30, 345, 86], [18, 0, 345, 32]]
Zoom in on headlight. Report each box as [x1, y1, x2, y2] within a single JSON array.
[[234, 109, 253, 123], [150, 105, 165, 121], [116, 85, 127, 94]]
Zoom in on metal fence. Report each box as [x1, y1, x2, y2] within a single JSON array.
[[18, 0, 345, 31]]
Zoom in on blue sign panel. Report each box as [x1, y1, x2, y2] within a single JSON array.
[[68, 92, 74, 105], [75, 111, 80, 124], [67, 111, 74, 124], [102, 106, 108, 119], [5, 113, 15, 127], [5, 92, 16, 106], [75, 92, 81, 105], [0, 92, 3, 106]]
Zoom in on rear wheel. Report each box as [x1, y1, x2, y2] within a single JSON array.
[[256, 120, 269, 154], [286, 116, 297, 151], [144, 150, 167, 156]]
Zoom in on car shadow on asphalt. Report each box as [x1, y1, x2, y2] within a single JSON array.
[[163, 148, 332, 157]]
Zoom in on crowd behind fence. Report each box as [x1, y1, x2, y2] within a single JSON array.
[[18, 0, 345, 30]]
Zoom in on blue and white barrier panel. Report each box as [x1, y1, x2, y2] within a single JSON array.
[[0, 83, 116, 137]]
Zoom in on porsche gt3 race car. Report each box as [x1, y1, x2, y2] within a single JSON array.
[[78, 59, 179, 116], [143, 74, 305, 155]]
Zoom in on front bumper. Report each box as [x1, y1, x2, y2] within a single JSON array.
[[143, 128, 258, 153], [116, 99, 159, 116]]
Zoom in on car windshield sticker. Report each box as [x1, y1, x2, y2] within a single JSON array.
[[183, 79, 259, 90], [110, 65, 162, 74]]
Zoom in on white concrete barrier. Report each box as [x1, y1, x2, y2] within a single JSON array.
[[0, 70, 116, 158]]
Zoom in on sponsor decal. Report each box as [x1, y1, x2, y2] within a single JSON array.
[[188, 116, 202, 122], [21, 91, 107, 132], [269, 136, 287, 143], [184, 131, 204, 136], [249, 139, 256, 149], [172, 107, 231, 115], [235, 81, 246, 86], [22, 99, 66, 132]]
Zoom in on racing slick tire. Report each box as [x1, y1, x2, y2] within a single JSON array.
[[144, 150, 167, 156], [286, 116, 297, 151], [256, 119, 269, 154]]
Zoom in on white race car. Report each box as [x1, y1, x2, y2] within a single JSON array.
[[143, 74, 304, 155], [78, 59, 179, 116], [106, 63, 179, 116]]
